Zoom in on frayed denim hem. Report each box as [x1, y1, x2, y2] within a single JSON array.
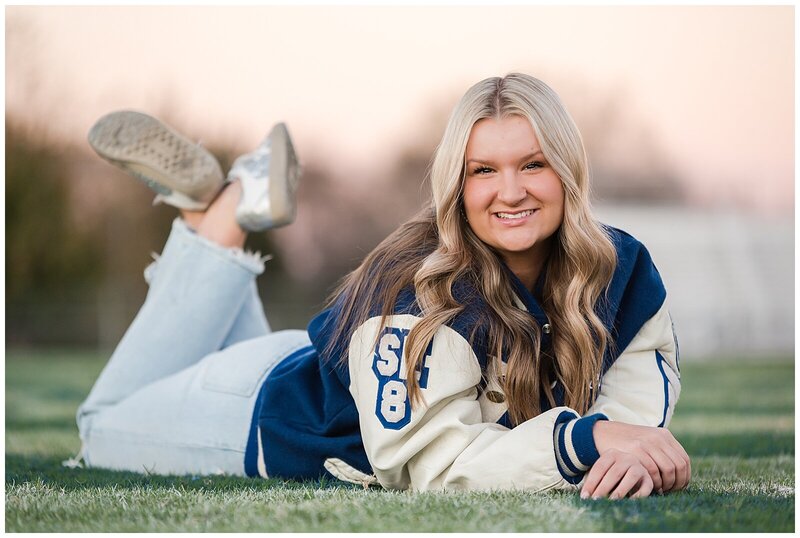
[[144, 218, 270, 283]]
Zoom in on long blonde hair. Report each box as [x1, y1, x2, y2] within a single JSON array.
[[327, 73, 617, 423]]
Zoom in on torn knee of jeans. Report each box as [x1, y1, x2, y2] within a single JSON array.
[[143, 252, 161, 284]]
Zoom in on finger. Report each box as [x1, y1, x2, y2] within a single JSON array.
[[581, 453, 616, 499], [612, 466, 654, 500], [630, 471, 655, 499], [661, 444, 690, 492], [590, 460, 629, 499], [648, 448, 676, 492], [581, 452, 615, 499], [609, 466, 647, 500], [666, 436, 692, 488], [685, 453, 692, 488], [634, 448, 663, 492]]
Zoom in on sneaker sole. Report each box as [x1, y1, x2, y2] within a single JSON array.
[[236, 122, 300, 230], [266, 122, 300, 227], [87, 110, 224, 209]]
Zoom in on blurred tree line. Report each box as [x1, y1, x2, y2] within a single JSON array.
[[7, 120, 103, 303], [7, 120, 106, 347]]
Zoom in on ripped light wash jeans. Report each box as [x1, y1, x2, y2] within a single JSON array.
[[75, 218, 311, 476]]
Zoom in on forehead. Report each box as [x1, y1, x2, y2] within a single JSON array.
[[465, 115, 541, 161]]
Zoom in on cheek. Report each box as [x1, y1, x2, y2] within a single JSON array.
[[527, 174, 566, 227], [552, 186, 565, 215], [550, 185, 566, 227], [538, 176, 565, 210], [462, 180, 493, 217]]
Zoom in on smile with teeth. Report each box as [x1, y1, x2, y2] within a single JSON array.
[[495, 209, 536, 220]]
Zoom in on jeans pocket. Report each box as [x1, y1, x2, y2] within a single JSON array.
[[201, 355, 266, 397], [200, 330, 311, 397]]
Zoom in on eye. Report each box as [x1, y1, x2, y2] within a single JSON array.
[[524, 161, 545, 170], [471, 166, 494, 175]]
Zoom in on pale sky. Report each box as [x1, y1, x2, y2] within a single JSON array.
[[5, 5, 794, 215]]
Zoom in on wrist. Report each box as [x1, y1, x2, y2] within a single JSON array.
[[591, 417, 613, 454]]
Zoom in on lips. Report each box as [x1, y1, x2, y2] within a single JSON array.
[[494, 209, 537, 220]]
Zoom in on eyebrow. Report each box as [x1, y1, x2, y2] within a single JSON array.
[[465, 151, 544, 165]]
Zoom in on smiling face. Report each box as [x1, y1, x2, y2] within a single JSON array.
[[463, 115, 565, 283]]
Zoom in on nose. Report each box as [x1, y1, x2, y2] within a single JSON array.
[[496, 170, 527, 206]]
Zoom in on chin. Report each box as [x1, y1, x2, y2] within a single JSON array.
[[495, 242, 538, 256], [498, 234, 540, 251], [495, 231, 557, 257]]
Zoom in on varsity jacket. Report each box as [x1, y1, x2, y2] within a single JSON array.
[[244, 226, 681, 491]]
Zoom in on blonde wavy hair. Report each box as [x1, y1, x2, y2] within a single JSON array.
[[327, 73, 617, 423]]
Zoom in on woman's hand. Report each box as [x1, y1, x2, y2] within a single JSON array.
[[592, 420, 691, 494], [580, 449, 654, 499]]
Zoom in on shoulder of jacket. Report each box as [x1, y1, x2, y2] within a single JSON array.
[[601, 224, 650, 259], [598, 223, 668, 371]]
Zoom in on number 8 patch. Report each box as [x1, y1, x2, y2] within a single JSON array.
[[372, 327, 431, 429]]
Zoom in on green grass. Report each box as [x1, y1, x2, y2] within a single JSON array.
[[6, 350, 795, 532]]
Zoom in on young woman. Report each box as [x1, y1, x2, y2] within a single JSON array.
[[74, 73, 689, 499]]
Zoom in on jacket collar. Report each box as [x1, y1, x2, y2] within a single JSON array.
[[500, 258, 550, 328]]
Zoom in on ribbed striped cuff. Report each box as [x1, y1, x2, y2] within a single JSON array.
[[553, 411, 608, 484]]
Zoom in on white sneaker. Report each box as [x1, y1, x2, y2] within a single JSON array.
[[229, 122, 300, 231], [88, 110, 225, 211]]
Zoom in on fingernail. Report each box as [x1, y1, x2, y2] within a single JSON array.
[[580, 491, 589, 499]]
